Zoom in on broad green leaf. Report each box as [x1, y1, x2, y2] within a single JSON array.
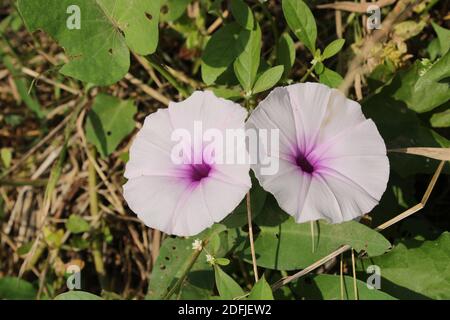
[[244, 200, 391, 270], [431, 22, 450, 56], [214, 265, 244, 299], [0, 277, 36, 300], [201, 23, 242, 85], [322, 39, 345, 60], [319, 67, 343, 88], [248, 276, 274, 300], [146, 224, 226, 299], [276, 33, 296, 78], [18, 0, 162, 85], [85, 94, 137, 158], [160, 0, 191, 22], [234, 24, 262, 92], [394, 52, 450, 113], [282, 0, 317, 53], [363, 89, 450, 176], [66, 215, 90, 234], [358, 232, 450, 299], [230, 0, 254, 30], [252, 65, 284, 94], [54, 291, 102, 300], [430, 109, 450, 128], [294, 274, 396, 300]]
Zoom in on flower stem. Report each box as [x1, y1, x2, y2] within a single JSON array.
[[246, 192, 259, 282]]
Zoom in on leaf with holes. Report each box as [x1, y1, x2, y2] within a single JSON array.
[[18, 0, 161, 85], [243, 199, 391, 270], [146, 224, 226, 299], [160, 0, 191, 22], [85, 94, 137, 158]]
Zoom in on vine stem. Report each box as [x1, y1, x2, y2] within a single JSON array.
[[145, 55, 190, 99], [300, 64, 315, 83], [163, 241, 206, 300], [88, 146, 107, 289], [246, 192, 259, 282]]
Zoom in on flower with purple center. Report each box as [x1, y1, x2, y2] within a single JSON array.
[[247, 82, 390, 223], [123, 91, 251, 236]]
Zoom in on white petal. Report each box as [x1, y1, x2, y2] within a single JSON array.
[[124, 109, 177, 179], [169, 91, 248, 132], [123, 176, 191, 233], [246, 87, 298, 157]]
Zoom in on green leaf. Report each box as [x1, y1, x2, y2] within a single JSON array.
[[0, 277, 37, 300], [294, 274, 396, 300], [358, 233, 450, 299], [221, 176, 267, 228], [276, 33, 296, 78], [54, 291, 103, 300], [215, 258, 230, 266], [85, 94, 137, 158], [0, 148, 12, 169], [282, 0, 317, 53], [18, 0, 162, 85], [314, 61, 324, 75], [230, 0, 254, 30], [322, 39, 345, 60], [201, 23, 242, 85], [394, 53, 450, 113], [146, 224, 226, 299], [233, 24, 262, 92], [66, 215, 90, 234], [252, 65, 284, 94], [363, 89, 450, 176], [214, 265, 244, 299], [430, 109, 450, 128], [160, 0, 191, 22], [244, 200, 391, 270], [431, 22, 450, 56], [248, 276, 274, 300], [319, 67, 343, 88], [210, 86, 242, 101]]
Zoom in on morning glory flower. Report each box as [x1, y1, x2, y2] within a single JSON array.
[[247, 82, 389, 223], [123, 91, 251, 236]]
